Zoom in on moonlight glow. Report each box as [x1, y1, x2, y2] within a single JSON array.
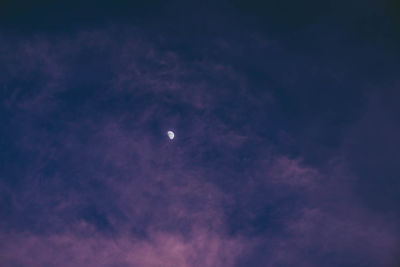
[[167, 131, 175, 140]]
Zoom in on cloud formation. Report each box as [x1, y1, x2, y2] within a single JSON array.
[[1, 19, 399, 267]]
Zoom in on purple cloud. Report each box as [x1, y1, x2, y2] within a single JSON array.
[[0, 22, 399, 267]]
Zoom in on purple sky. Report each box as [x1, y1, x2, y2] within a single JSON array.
[[1, 1, 400, 266]]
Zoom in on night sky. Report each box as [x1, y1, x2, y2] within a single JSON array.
[[1, 1, 400, 266]]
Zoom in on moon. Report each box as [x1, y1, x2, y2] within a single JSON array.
[[167, 131, 175, 140]]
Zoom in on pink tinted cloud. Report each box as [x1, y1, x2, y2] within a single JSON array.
[[0, 227, 245, 267], [266, 156, 320, 187]]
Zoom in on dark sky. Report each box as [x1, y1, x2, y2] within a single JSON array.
[[1, 1, 400, 266]]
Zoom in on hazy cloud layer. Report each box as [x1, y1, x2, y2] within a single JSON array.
[[1, 14, 399, 267]]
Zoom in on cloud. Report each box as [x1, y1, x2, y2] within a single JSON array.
[[1, 23, 399, 267], [0, 226, 245, 267]]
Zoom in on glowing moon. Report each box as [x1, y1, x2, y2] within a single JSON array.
[[167, 131, 175, 140]]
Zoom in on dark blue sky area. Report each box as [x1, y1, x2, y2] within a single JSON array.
[[1, 1, 400, 266]]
